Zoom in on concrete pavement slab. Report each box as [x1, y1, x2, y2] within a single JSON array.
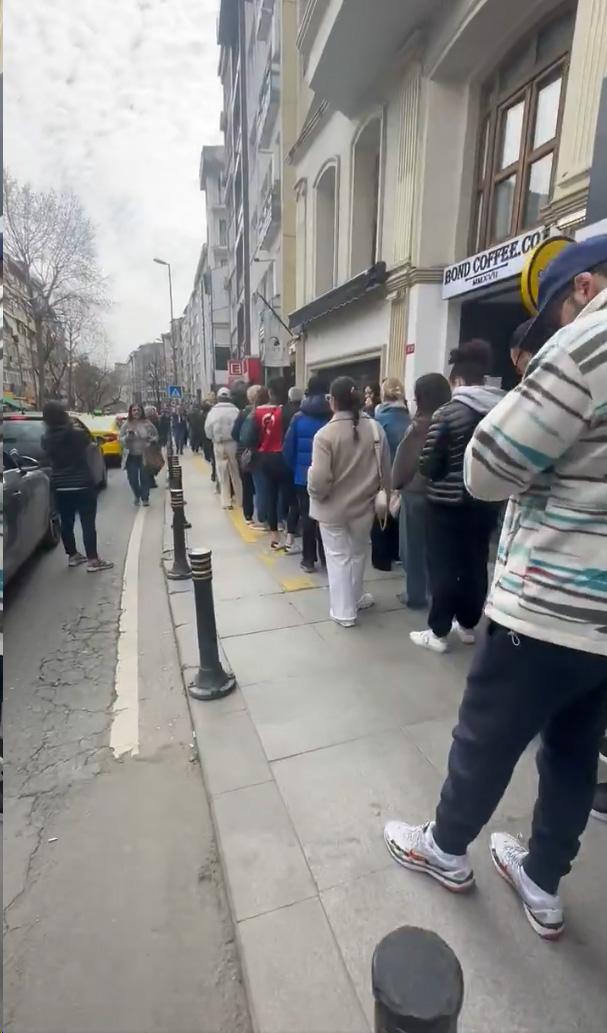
[[183, 672, 246, 718], [238, 898, 369, 1033], [242, 669, 460, 762], [213, 781, 316, 921], [288, 576, 404, 623], [221, 623, 341, 686], [194, 709, 272, 796], [208, 554, 282, 600], [273, 730, 443, 890], [214, 593, 305, 637], [321, 855, 607, 1033]]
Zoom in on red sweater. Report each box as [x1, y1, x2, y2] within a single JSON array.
[[254, 405, 284, 453]]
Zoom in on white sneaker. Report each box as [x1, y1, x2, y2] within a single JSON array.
[[490, 832, 564, 940], [410, 629, 449, 653], [357, 593, 375, 611], [329, 610, 357, 628], [384, 820, 474, 892], [452, 620, 475, 644]]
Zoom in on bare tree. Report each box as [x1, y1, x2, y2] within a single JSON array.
[[72, 356, 121, 413], [3, 170, 110, 405], [146, 352, 168, 409]]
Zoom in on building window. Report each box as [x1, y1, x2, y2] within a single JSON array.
[[314, 163, 337, 296], [472, 4, 574, 250], [215, 346, 230, 371], [219, 219, 227, 246], [350, 116, 382, 276]]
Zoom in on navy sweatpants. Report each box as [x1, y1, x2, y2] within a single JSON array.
[[433, 622, 607, 894]]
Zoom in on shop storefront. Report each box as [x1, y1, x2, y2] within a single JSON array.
[[442, 227, 565, 389]]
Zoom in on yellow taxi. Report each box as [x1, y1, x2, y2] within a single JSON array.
[[80, 413, 123, 466]]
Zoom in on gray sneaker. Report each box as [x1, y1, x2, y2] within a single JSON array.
[[490, 832, 564, 940], [87, 558, 115, 573], [384, 820, 474, 892], [68, 553, 87, 568]]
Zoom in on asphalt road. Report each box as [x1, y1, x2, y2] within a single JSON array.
[[3, 469, 251, 1033]]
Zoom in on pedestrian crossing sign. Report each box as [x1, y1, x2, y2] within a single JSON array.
[[168, 385, 182, 399]]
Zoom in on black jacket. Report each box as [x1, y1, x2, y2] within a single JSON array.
[[419, 386, 504, 506], [42, 424, 94, 491]]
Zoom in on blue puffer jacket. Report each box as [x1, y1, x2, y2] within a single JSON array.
[[283, 394, 332, 486], [375, 402, 410, 460]]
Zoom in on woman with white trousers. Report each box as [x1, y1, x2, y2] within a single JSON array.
[[308, 376, 392, 627]]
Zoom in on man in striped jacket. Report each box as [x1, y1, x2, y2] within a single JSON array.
[[385, 235, 607, 940]]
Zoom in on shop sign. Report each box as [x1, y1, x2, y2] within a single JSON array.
[[405, 343, 415, 355], [442, 228, 549, 299], [228, 360, 244, 377], [520, 236, 572, 315]]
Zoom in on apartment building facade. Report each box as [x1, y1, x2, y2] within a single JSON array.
[[288, 0, 607, 397], [216, 0, 298, 379]]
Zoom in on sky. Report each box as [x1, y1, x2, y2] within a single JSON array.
[[5, 0, 223, 361]]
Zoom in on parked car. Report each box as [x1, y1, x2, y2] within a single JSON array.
[[3, 413, 107, 489], [79, 413, 123, 466], [2, 450, 61, 584]]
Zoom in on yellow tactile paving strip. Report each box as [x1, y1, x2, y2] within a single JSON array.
[[191, 455, 315, 592]]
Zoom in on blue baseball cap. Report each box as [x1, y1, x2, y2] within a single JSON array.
[[535, 233, 607, 325]]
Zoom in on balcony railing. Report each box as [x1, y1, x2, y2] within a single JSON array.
[[257, 63, 280, 148], [258, 177, 281, 247], [256, 0, 274, 41]]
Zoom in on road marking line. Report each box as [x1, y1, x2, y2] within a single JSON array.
[[110, 507, 146, 758], [280, 575, 315, 592]]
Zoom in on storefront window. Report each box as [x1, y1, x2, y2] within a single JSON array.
[[471, 4, 574, 250]]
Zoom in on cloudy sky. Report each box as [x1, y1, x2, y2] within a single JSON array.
[[5, 0, 223, 360]]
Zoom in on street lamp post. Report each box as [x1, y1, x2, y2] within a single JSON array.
[[153, 257, 177, 387]]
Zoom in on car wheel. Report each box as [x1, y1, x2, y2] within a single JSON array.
[[41, 511, 61, 550]]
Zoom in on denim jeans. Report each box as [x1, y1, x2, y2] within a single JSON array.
[[399, 492, 428, 607], [125, 454, 150, 502]]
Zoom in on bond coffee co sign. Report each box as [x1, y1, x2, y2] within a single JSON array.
[[442, 227, 550, 300]]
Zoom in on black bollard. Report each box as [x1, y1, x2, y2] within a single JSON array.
[[187, 547, 236, 701], [372, 927, 463, 1033], [166, 489, 192, 580], [168, 456, 181, 489]]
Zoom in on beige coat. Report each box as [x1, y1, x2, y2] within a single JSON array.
[[308, 412, 391, 525]]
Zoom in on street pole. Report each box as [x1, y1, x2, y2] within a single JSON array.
[[167, 262, 177, 386]]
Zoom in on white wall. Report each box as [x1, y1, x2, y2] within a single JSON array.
[[303, 296, 389, 372]]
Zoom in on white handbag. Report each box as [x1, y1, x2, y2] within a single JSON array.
[[371, 419, 400, 523]]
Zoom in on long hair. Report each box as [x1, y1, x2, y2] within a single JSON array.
[[414, 373, 451, 416], [330, 376, 362, 440], [449, 338, 492, 385], [128, 403, 144, 421]]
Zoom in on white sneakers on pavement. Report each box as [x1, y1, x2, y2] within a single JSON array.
[[383, 819, 565, 940], [410, 629, 449, 653], [452, 620, 476, 644], [357, 593, 375, 611], [329, 611, 357, 628], [68, 553, 88, 568], [384, 821, 474, 892], [490, 832, 564, 940]]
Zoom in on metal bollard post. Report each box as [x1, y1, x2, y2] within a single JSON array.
[[166, 489, 192, 580], [372, 927, 463, 1033], [168, 456, 181, 489], [187, 547, 236, 701]]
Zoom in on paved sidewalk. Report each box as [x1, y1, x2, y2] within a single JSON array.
[[165, 453, 607, 1033]]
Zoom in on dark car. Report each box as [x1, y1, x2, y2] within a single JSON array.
[[3, 413, 107, 489], [2, 450, 61, 584]]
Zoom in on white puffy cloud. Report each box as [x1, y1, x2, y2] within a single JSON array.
[[5, 0, 222, 360]]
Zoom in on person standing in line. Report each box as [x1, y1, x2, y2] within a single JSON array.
[[172, 407, 188, 455], [308, 377, 391, 626], [282, 385, 303, 436], [204, 387, 243, 509], [188, 406, 205, 454], [363, 381, 381, 417], [246, 385, 270, 527], [249, 379, 298, 550], [411, 339, 504, 653], [144, 405, 160, 488], [42, 401, 114, 572], [158, 406, 171, 450], [232, 384, 262, 523], [200, 395, 218, 485], [283, 375, 332, 573], [119, 403, 159, 507], [384, 236, 607, 940], [392, 373, 451, 609], [371, 377, 410, 571]]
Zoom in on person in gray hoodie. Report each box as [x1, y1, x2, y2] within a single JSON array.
[[412, 339, 504, 653]]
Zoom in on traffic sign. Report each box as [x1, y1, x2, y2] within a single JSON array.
[[168, 385, 183, 399]]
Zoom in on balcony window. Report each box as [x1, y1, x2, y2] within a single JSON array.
[[471, 4, 574, 249], [350, 117, 382, 275], [315, 163, 337, 296]]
